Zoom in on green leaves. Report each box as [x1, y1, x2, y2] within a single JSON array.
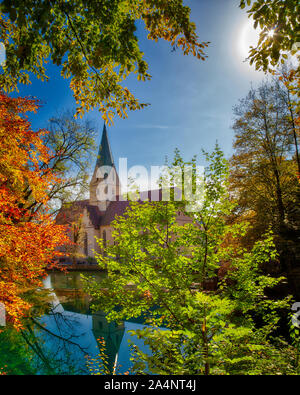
[[239, 0, 300, 73], [0, 0, 208, 123], [240, 0, 252, 9], [81, 146, 298, 374]]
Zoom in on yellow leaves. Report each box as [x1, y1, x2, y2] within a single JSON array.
[[0, 281, 32, 330], [1, 1, 209, 123], [0, 92, 71, 329], [102, 111, 114, 125]]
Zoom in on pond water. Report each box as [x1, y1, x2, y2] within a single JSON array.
[[0, 271, 151, 375]]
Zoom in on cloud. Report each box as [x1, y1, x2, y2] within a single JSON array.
[[135, 124, 170, 130]]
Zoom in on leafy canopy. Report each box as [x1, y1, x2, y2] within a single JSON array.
[[0, 0, 209, 123], [239, 0, 300, 72]]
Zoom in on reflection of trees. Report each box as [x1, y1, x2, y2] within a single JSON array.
[[32, 316, 88, 354], [1, 274, 126, 375], [20, 324, 56, 375], [18, 304, 125, 374], [22, 308, 125, 375], [0, 326, 36, 375], [19, 310, 90, 375]]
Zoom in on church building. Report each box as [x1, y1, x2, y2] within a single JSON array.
[[56, 124, 192, 263]]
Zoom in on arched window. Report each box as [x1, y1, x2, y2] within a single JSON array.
[[103, 230, 107, 248], [84, 232, 88, 256]]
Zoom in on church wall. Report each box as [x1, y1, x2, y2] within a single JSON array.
[[81, 208, 101, 259], [99, 225, 114, 249], [86, 227, 101, 258], [176, 212, 194, 226], [90, 165, 120, 211]]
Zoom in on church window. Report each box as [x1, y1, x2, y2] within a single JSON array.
[[104, 185, 108, 194], [84, 233, 88, 256], [103, 230, 107, 248]]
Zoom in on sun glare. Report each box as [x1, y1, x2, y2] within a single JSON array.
[[239, 19, 261, 60], [267, 29, 275, 38]]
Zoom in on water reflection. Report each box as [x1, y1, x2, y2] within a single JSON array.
[[35, 271, 147, 375], [0, 271, 150, 375], [38, 273, 124, 374]]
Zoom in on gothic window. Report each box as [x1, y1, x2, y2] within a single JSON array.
[[104, 185, 108, 194], [103, 230, 106, 248], [84, 232, 88, 256]]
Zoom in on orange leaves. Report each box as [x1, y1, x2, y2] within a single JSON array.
[[143, 289, 152, 300], [0, 366, 7, 375], [0, 97, 56, 211], [0, 281, 31, 330], [0, 92, 70, 329]]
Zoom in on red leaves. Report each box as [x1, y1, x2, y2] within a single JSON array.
[[0, 92, 70, 329]]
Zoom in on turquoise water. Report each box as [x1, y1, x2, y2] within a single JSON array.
[[0, 271, 151, 375]]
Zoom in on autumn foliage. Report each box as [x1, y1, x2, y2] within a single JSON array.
[[0, 92, 69, 329]]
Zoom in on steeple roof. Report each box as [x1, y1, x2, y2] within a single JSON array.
[[96, 123, 114, 168]]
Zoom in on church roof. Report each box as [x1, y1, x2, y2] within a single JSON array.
[[86, 205, 104, 229], [55, 200, 104, 229], [55, 200, 89, 225], [100, 200, 130, 226], [55, 189, 183, 229], [99, 189, 177, 226], [96, 123, 114, 168]]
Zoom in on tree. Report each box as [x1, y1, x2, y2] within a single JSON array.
[[83, 147, 295, 375], [0, 0, 209, 123], [0, 91, 70, 329], [230, 76, 300, 297], [230, 78, 298, 236], [239, 0, 300, 73], [277, 67, 300, 176], [65, 216, 86, 265], [40, 111, 97, 215]]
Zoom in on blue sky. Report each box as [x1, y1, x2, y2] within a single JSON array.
[[12, 0, 266, 173]]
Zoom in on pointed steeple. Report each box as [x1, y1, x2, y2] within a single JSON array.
[[96, 123, 114, 168], [89, 123, 120, 209]]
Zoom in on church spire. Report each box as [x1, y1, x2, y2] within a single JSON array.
[[89, 123, 120, 209], [96, 123, 114, 168]]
